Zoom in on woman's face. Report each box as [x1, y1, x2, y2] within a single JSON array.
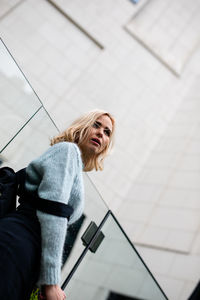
[[80, 114, 113, 156]]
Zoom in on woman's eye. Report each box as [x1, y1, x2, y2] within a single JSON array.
[[105, 130, 110, 137], [93, 122, 99, 128]]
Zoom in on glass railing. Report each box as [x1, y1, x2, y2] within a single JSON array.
[[62, 211, 168, 300], [0, 39, 43, 153], [0, 37, 168, 300]]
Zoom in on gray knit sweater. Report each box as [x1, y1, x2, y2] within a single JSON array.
[[25, 142, 84, 286]]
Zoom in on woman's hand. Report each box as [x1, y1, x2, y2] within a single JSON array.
[[42, 284, 66, 300]]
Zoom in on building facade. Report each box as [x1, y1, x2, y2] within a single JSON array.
[[1, 1, 200, 299]]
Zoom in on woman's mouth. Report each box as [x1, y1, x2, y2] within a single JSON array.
[[91, 138, 101, 146]]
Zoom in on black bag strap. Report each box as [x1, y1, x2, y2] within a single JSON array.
[[23, 196, 74, 219], [17, 168, 74, 221]]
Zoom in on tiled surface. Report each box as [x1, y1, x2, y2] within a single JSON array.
[[119, 78, 200, 256], [0, 0, 200, 299], [0, 0, 101, 116], [0, 0, 22, 18], [126, 0, 200, 75], [138, 246, 200, 300], [158, 275, 187, 300], [170, 254, 200, 281]]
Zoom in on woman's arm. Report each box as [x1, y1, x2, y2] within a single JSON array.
[[26, 142, 83, 287], [36, 212, 68, 285]]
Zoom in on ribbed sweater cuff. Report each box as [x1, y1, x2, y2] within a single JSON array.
[[37, 266, 61, 286]]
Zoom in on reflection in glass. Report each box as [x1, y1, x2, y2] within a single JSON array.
[[0, 38, 42, 152], [64, 213, 167, 300]]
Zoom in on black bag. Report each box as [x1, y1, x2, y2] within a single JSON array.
[[0, 167, 74, 220], [0, 167, 18, 217]]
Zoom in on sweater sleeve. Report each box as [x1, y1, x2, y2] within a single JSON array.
[[36, 212, 67, 285], [25, 142, 82, 286]]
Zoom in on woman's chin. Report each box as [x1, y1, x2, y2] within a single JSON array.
[[87, 145, 100, 155], [80, 142, 101, 156]]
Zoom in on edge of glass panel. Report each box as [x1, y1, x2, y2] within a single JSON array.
[[0, 37, 59, 132]]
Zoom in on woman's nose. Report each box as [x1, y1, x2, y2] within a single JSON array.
[[96, 128, 103, 137]]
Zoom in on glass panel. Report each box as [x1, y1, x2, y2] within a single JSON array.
[[63, 213, 167, 300], [0, 38, 42, 152], [0, 0, 21, 18], [0, 37, 110, 290], [62, 173, 109, 278], [0, 107, 58, 169]]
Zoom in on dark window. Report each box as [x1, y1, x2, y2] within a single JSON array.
[[107, 291, 141, 300]]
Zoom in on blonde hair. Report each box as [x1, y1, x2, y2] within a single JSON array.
[[51, 110, 115, 171]]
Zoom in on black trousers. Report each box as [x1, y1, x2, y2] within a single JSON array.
[[0, 204, 41, 300]]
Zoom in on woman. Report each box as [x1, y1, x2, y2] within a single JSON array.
[[0, 109, 115, 300]]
